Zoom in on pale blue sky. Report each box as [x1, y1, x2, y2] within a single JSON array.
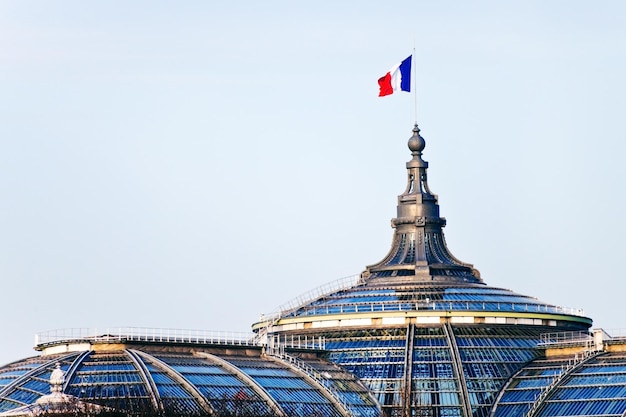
[[1, 1, 626, 365]]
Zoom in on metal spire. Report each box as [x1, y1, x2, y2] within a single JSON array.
[[363, 125, 481, 284]]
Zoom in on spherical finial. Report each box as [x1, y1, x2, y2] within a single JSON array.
[[408, 124, 425, 153]]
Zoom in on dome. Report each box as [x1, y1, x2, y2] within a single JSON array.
[[492, 330, 626, 417], [0, 331, 379, 417], [252, 125, 592, 417]]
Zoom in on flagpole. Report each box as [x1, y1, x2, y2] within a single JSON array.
[[413, 45, 417, 126]]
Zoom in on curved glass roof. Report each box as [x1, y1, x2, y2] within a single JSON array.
[[492, 351, 626, 417], [280, 283, 586, 320], [0, 354, 79, 413], [0, 357, 55, 399], [0, 347, 380, 417]]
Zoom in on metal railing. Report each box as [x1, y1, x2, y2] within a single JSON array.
[[35, 327, 258, 347], [597, 328, 626, 340], [264, 334, 326, 355], [35, 327, 325, 351], [538, 331, 593, 347], [538, 329, 626, 349], [257, 274, 588, 327], [265, 300, 586, 320], [259, 274, 363, 322]]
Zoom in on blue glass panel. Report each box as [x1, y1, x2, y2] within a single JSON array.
[[81, 363, 136, 371], [71, 372, 143, 384], [170, 364, 228, 374], [412, 363, 454, 378], [19, 379, 49, 394], [446, 288, 516, 295], [440, 392, 461, 406], [539, 399, 626, 417], [567, 374, 626, 385], [326, 339, 406, 349], [157, 384, 193, 399], [492, 404, 530, 417], [607, 400, 626, 414], [235, 367, 294, 377], [538, 368, 563, 376], [349, 405, 381, 417], [184, 374, 245, 387], [456, 337, 537, 348], [150, 372, 176, 384], [38, 367, 57, 377], [317, 295, 402, 305], [341, 289, 395, 296], [0, 400, 24, 413], [413, 337, 447, 347], [580, 365, 626, 373], [67, 384, 148, 398], [499, 389, 540, 402], [266, 387, 323, 403], [253, 376, 312, 389], [468, 390, 494, 406], [349, 363, 404, 379], [334, 391, 370, 405], [209, 395, 271, 416], [282, 402, 340, 417], [555, 384, 626, 400], [465, 379, 499, 391], [466, 363, 508, 379], [160, 397, 201, 413], [513, 378, 552, 389], [196, 385, 240, 399], [7, 389, 40, 403], [414, 348, 451, 362], [0, 369, 37, 378]]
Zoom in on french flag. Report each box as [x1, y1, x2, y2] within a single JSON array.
[[378, 55, 412, 97]]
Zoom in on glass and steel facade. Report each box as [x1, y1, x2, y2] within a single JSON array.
[[256, 269, 591, 415]]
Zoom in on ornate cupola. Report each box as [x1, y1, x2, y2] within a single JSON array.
[[363, 125, 481, 284]]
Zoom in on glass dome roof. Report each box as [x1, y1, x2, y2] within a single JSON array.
[[280, 282, 585, 320], [0, 338, 380, 417], [492, 342, 626, 417]]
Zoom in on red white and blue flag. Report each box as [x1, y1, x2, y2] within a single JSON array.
[[378, 55, 412, 97]]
